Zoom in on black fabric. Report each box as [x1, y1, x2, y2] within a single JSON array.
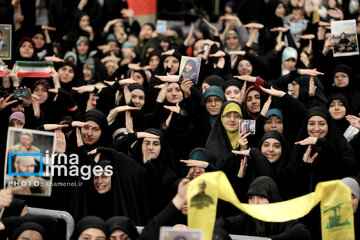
[[205, 101, 242, 190], [106, 216, 139, 240], [2, 198, 26, 218], [289, 106, 356, 197], [69, 148, 150, 225], [82, 109, 111, 148], [1, 215, 58, 240], [217, 177, 311, 240], [12, 222, 46, 240], [71, 216, 107, 240], [222, 79, 243, 92], [203, 75, 226, 88], [326, 93, 351, 133]]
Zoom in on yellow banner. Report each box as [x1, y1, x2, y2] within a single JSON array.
[[187, 171, 354, 240]]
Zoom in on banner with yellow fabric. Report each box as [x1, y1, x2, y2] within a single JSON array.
[[187, 171, 354, 240]]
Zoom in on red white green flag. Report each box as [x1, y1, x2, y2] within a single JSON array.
[[0, 62, 6, 77], [15, 61, 54, 78]]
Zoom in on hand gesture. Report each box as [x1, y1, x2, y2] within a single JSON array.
[[298, 68, 324, 76], [232, 149, 250, 156], [72, 85, 95, 93], [136, 132, 160, 139], [260, 86, 286, 98], [346, 115, 360, 130], [164, 103, 181, 114], [228, 50, 246, 56], [238, 132, 251, 150], [44, 124, 68, 131], [302, 145, 318, 164], [155, 73, 179, 83], [0, 94, 17, 112], [209, 50, 225, 58], [76, 127, 84, 147], [237, 156, 248, 178], [180, 159, 209, 168], [260, 95, 272, 117], [181, 79, 193, 98], [0, 189, 13, 209], [308, 76, 317, 97], [72, 121, 92, 128], [55, 129, 66, 153], [234, 75, 256, 83], [295, 136, 318, 145], [125, 110, 134, 133], [32, 94, 41, 118]]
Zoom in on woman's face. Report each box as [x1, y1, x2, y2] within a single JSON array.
[[131, 89, 145, 109], [275, 3, 286, 18], [226, 33, 239, 50], [288, 81, 299, 99], [352, 194, 359, 213], [333, 72, 349, 88], [201, 82, 210, 94], [222, 111, 241, 131], [193, 41, 204, 57], [205, 96, 223, 116], [58, 65, 75, 83], [33, 84, 49, 104], [264, 116, 283, 133], [283, 58, 296, 71], [79, 15, 90, 30], [328, 0, 336, 8], [81, 120, 102, 145], [160, 39, 170, 51], [93, 172, 111, 194], [248, 195, 269, 204], [184, 62, 193, 72], [225, 86, 241, 102], [261, 138, 282, 163], [246, 90, 261, 114], [149, 55, 160, 71], [163, 56, 180, 75], [328, 99, 346, 120], [307, 116, 328, 138], [83, 64, 93, 82], [77, 41, 89, 55], [341, 33, 346, 39], [16, 230, 43, 240], [141, 137, 161, 161], [78, 228, 106, 240], [133, 72, 144, 85], [32, 33, 45, 49], [166, 83, 183, 104], [109, 229, 130, 240], [19, 41, 35, 58], [237, 60, 253, 76], [192, 166, 205, 178]]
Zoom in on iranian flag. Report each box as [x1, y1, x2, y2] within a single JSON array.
[[15, 61, 54, 78], [0, 62, 6, 77]]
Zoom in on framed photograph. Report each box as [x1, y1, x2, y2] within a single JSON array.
[[331, 19, 359, 57], [4, 127, 55, 197], [156, 20, 167, 34], [0, 24, 12, 60], [179, 56, 201, 85], [239, 120, 256, 135], [160, 227, 202, 240]]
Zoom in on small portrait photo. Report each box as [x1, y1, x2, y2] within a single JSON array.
[[156, 20, 167, 34], [160, 227, 202, 240], [239, 120, 256, 135], [0, 24, 12, 60], [331, 19, 359, 57], [4, 127, 55, 196], [179, 56, 201, 85]]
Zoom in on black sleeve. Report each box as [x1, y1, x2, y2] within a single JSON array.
[[138, 202, 183, 240], [271, 220, 311, 240]]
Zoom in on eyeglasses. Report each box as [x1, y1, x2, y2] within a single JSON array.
[[334, 73, 348, 79], [222, 112, 241, 119]]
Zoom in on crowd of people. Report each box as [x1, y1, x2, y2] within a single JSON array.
[[0, 0, 360, 239]]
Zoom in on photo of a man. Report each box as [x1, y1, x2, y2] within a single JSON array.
[[0, 24, 11, 59]]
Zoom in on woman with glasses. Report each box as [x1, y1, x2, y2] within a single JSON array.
[[205, 101, 244, 189]]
